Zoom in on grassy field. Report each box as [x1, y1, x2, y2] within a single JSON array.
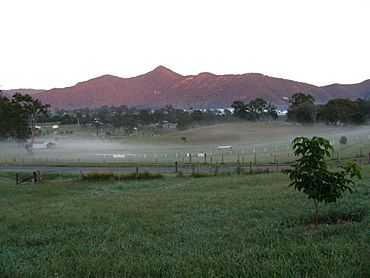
[[1, 122, 370, 165], [0, 167, 369, 277]]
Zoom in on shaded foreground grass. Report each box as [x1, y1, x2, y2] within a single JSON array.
[[0, 168, 369, 277]]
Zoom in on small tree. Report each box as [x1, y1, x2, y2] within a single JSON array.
[[339, 136, 348, 145], [282, 136, 361, 227]]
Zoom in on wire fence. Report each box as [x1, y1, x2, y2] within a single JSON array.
[[1, 134, 370, 165]]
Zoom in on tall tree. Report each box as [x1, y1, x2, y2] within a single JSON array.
[[176, 112, 191, 130], [231, 100, 247, 120], [287, 93, 316, 124], [138, 109, 152, 125], [0, 95, 29, 139], [12, 93, 49, 153]]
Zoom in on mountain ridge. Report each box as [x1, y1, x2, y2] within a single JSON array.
[[4, 66, 370, 109]]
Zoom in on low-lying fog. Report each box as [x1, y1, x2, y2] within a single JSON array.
[[0, 123, 369, 163]]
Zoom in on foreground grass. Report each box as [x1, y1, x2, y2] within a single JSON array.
[[0, 168, 369, 277]]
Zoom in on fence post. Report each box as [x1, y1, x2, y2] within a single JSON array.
[[204, 153, 207, 164], [254, 153, 257, 164], [249, 161, 253, 173], [189, 153, 192, 164], [192, 164, 195, 175], [276, 159, 279, 171], [175, 161, 178, 173], [368, 152, 370, 164], [221, 155, 224, 164]]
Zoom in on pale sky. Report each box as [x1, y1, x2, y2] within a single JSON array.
[[1, 0, 369, 89]]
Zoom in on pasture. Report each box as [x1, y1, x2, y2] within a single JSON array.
[[0, 122, 370, 165], [0, 167, 369, 277]]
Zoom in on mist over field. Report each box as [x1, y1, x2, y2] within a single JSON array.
[[0, 122, 369, 164]]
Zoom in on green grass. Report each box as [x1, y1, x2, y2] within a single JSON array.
[[0, 166, 369, 277]]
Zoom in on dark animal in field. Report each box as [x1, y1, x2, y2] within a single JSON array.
[[16, 171, 43, 184], [181, 136, 187, 143]]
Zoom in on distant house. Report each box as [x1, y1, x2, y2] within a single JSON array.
[[31, 140, 55, 149]]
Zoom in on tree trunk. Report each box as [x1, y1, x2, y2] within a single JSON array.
[[314, 200, 319, 229], [28, 115, 35, 154]]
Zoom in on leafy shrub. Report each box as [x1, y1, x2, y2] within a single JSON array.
[[340, 136, 348, 145], [84, 171, 163, 182], [282, 136, 362, 227], [85, 171, 114, 182], [191, 172, 209, 178], [176, 171, 185, 178]]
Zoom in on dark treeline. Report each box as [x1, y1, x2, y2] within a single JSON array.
[[285, 93, 370, 125], [1, 91, 370, 143], [231, 98, 278, 121], [48, 105, 234, 132]]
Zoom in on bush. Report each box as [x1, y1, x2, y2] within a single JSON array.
[[340, 136, 348, 145], [191, 172, 209, 178], [85, 171, 115, 182], [85, 171, 163, 182], [176, 171, 185, 178], [282, 136, 362, 227]]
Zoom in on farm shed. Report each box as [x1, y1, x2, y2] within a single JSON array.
[[32, 140, 55, 149], [217, 145, 232, 154]]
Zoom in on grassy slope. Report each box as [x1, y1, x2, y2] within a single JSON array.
[[0, 167, 369, 277], [155, 122, 369, 145]]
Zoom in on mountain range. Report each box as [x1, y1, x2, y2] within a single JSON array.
[[4, 66, 370, 110]]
